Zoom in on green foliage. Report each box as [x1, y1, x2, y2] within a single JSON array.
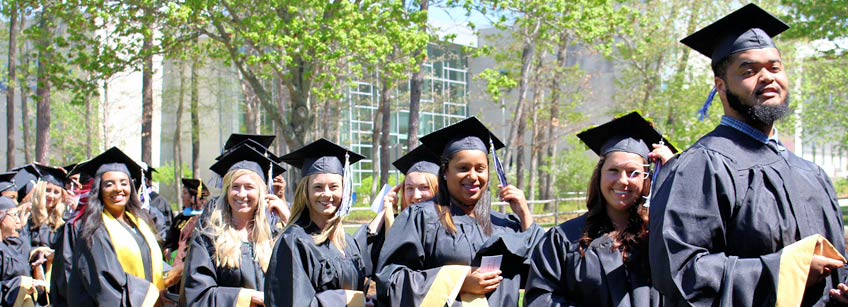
[[551, 136, 597, 195], [835, 178, 848, 198], [798, 57, 848, 146], [781, 0, 848, 46], [152, 162, 193, 186], [355, 175, 400, 207]]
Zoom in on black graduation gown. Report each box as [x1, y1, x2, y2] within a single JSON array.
[[649, 125, 846, 306], [353, 219, 387, 278], [67, 224, 158, 306], [180, 230, 266, 306], [376, 201, 545, 307], [0, 237, 47, 306], [21, 221, 59, 250], [150, 192, 173, 230], [524, 216, 661, 307], [163, 213, 195, 252], [49, 217, 81, 307], [145, 206, 167, 245], [265, 217, 367, 307]]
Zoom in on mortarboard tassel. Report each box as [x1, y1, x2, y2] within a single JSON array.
[[197, 179, 203, 199], [490, 138, 509, 186], [336, 152, 353, 218], [697, 87, 718, 121]]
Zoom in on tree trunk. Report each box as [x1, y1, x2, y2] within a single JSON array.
[[20, 19, 31, 163], [543, 36, 569, 205], [407, 0, 429, 149], [174, 60, 186, 197], [527, 53, 544, 200], [35, 16, 51, 163], [379, 77, 393, 186], [240, 72, 261, 134], [84, 93, 92, 157], [141, 11, 154, 164], [6, 3, 18, 169], [370, 92, 382, 195], [505, 19, 541, 189], [190, 53, 200, 177]]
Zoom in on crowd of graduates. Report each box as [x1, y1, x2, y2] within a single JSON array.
[[0, 3, 847, 307]]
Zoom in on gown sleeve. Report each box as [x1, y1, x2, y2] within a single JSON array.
[[374, 205, 452, 307], [68, 228, 158, 307], [524, 225, 579, 307], [179, 232, 253, 307], [266, 226, 365, 307], [0, 242, 47, 307], [648, 148, 781, 306], [49, 222, 75, 307]]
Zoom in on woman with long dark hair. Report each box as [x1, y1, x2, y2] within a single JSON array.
[[67, 147, 164, 306], [376, 117, 544, 306], [524, 112, 674, 306]]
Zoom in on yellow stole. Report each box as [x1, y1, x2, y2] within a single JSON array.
[[420, 265, 489, 307], [776, 234, 846, 307], [102, 211, 165, 290]]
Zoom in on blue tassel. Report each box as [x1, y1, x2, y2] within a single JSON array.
[[698, 87, 717, 121]]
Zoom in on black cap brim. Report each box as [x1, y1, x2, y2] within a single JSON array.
[[279, 138, 365, 176], [216, 138, 278, 161], [419, 116, 504, 157], [181, 178, 209, 192], [392, 146, 441, 175], [31, 164, 70, 188], [577, 111, 678, 158], [210, 143, 287, 182], [76, 147, 145, 188], [223, 134, 275, 152], [681, 3, 788, 64]]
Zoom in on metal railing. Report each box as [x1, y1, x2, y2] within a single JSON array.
[[343, 192, 588, 229]]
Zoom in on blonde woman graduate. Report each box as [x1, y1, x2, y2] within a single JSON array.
[[265, 139, 369, 307], [180, 143, 287, 307], [376, 117, 545, 307], [67, 147, 165, 306], [354, 145, 440, 278]]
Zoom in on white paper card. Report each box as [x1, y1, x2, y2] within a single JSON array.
[[480, 255, 502, 273], [370, 184, 391, 213]]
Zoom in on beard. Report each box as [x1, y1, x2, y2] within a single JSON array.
[[726, 87, 791, 128]]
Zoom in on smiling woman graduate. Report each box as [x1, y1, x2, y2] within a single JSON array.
[[67, 147, 165, 307], [375, 117, 545, 307], [265, 138, 369, 307], [180, 143, 286, 307], [524, 112, 675, 307]]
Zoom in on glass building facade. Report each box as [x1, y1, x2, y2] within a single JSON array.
[[344, 43, 470, 186]]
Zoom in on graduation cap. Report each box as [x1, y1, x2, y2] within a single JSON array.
[[11, 165, 39, 201], [63, 163, 79, 175], [0, 172, 16, 193], [681, 3, 788, 66], [181, 178, 208, 193], [419, 117, 505, 158], [217, 134, 276, 160], [210, 142, 287, 183], [279, 138, 365, 177], [577, 111, 678, 160], [681, 4, 790, 120], [30, 164, 69, 188], [392, 146, 440, 176], [0, 197, 14, 211], [142, 164, 158, 182], [76, 147, 145, 188]]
